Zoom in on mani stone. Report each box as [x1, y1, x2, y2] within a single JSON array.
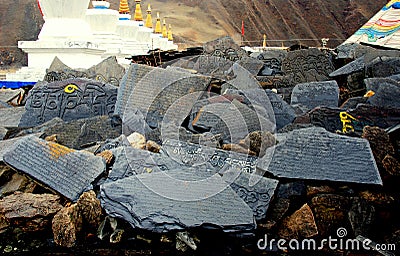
[[0, 107, 25, 127], [264, 89, 296, 130], [44, 56, 126, 87], [309, 105, 400, 134], [329, 56, 366, 77], [40, 115, 121, 150], [100, 170, 256, 233], [114, 64, 154, 118], [107, 145, 178, 182], [222, 171, 279, 221], [290, 81, 339, 111], [19, 78, 118, 127], [203, 36, 248, 61], [364, 78, 400, 108], [125, 67, 211, 129], [282, 48, 335, 83], [0, 88, 24, 104], [3, 136, 106, 202], [365, 56, 400, 78], [0, 134, 41, 162], [250, 50, 287, 76], [257, 127, 382, 185], [236, 57, 264, 76], [162, 139, 258, 174]]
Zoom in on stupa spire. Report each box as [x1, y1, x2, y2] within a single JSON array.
[[119, 0, 130, 14], [162, 19, 168, 38], [145, 4, 153, 28], [154, 12, 162, 34], [133, 0, 143, 21], [263, 34, 267, 48], [168, 24, 173, 41]]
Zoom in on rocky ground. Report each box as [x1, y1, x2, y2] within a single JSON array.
[[0, 38, 399, 255]]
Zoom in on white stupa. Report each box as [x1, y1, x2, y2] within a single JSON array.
[[7, 0, 178, 82]]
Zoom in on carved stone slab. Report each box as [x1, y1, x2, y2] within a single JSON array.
[[3, 136, 106, 201], [114, 64, 154, 118], [236, 57, 264, 76], [19, 78, 118, 127], [162, 139, 258, 174], [364, 77, 400, 108], [222, 171, 279, 221], [100, 170, 256, 232], [282, 48, 335, 83], [0, 134, 41, 162], [44, 56, 126, 87], [290, 81, 339, 111], [203, 36, 248, 61], [309, 105, 400, 135], [40, 115, 121, 150], [257, 127, 382, 185], [250, 50, 287, 76]]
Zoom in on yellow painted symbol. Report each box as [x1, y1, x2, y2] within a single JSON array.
[[364, 90, 375, 98], [340, 112, 357, 133], [64, 84, 79, 94]]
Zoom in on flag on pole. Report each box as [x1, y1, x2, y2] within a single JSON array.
[[241, 20, 245, 36]]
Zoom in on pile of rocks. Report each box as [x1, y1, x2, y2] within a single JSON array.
[[0, 37, 398, 255]]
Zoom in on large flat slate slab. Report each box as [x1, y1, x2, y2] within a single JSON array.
[[100, 170, 256, 233], [250, 50, 287, 76], [257, 127, 382, 185], [364, 77, 400, 108], [19, 78, 118, 127], [3, 136, 106, 202], [290, 80, 339, 111], [203, 36, 248, 61], [0, 134, 41, 162]]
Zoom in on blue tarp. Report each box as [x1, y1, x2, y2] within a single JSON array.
[[0, 81, 36, 89]]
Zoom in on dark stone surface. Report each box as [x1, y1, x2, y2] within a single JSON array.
[[366, 57, 400, 78], [277, 204, 318, 239], [40, 115, 121, 150], [44, 56, 126, 87], [19, 78, 118, 127], [236, 57, 264, 76], [309, 105, 400, 135], [0, 107, 25, 127], [364, 77, 400, 108], [282, 48, 335, 83], [0, 89, 24, 104], [222, 63, 263, 91], [340, 96, 367, 109], [257, 127, 382, 184], [162, 139, 258, 175], [0, 134, 41, 162], [222, 171, 278, 220], [125, 68, 210, 130], [330, 56, 365, 77], [250, 50, 287, 76], [276, 181, 307, 199], [100, 170, 256, 232], [0, 127, 7, 140], [3, 136, 106, 202], [107, 145, 178, 182], [203, 36, 248, 61], [264, 90, 296, 130], [114, 64, 154, 118], [348, 197, 375, 236], [290, 80, 339, 111], [210, 99, 274, 144]]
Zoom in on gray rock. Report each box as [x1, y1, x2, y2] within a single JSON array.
[[222, 171, 278, 220], [100, 170, 256, 233], [162, 139, 258, 175], [3, 136, 106, 202], [330, 56, 365, 77], [203, 36, 248, 61], [290, 81, 339, 111], [114, 64, 154, 118], [366, 56, 400, 78], [236, 57, 264, 76], [250, 50, 287, 76], [364, 77, 400, 108], [19, 78, 118, 127], [0, 107, 25, 127], [40, 115, 121, 150], [282, 48, 335, 83], [0, 127, 7, 140], [44, 56, 126, 87], [340, 97, 367, 109], [264, 90, 296, 130], [0, 134, 41, 162], [0, 88, 24, 104], [257, 127, 382, 184]]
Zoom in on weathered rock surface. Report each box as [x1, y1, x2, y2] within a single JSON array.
[[278, 204, 318, 239]]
